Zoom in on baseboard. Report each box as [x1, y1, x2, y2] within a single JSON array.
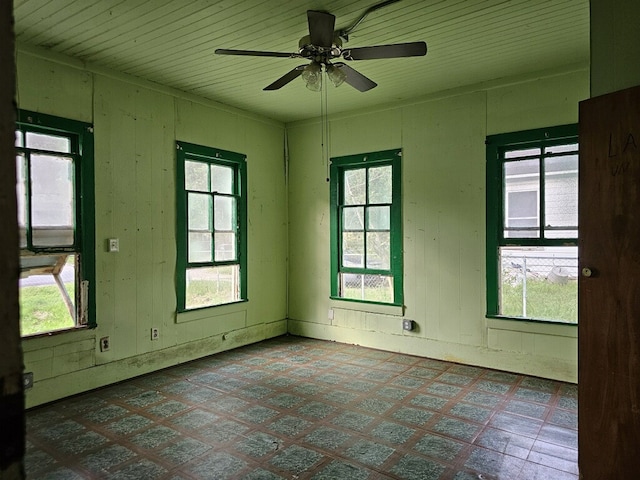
[[288, 319, 577, 383], [25, 319, 287, 408]]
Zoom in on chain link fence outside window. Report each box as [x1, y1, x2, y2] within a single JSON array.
[[500, 248, 578, 322]]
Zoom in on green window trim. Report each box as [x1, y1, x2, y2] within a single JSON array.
[[330, 148, 403, 306], [16, 109, 96, 331], [176, 141, 247, 312], [486, 123, 578, 323]]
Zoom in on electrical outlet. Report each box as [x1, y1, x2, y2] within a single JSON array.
[[23, 372, 34, 389], [151, 327, 159, 340], [402, 319, 414, 331], [100, 336, 110, 351]]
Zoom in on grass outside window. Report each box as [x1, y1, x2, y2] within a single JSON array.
[[20, 281, 75, 335]]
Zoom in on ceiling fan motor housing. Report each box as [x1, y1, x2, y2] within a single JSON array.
[[298, 35, 343, 63]]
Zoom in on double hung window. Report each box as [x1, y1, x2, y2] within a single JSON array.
[[176, 141, 247, 311], [330, 149, 402, 305], [486, 125, 578, 323], [16, 110, 95, 336]]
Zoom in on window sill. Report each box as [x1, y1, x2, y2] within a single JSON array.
[[330, 297, 404, 316], [486, 314, 577, 326], [486, 316, 577, 337], [176, 300, 248, 324], [22, 325, 88, 340]]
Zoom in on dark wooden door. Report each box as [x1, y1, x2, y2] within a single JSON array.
[[579, 84, 640, 479]]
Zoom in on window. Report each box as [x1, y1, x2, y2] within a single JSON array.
[[330, 149, 402, 305], [16, 110, 95, 336], [506, 190, 538, 234], [176, 141, 247, 311], [486, 124, 578, 323]]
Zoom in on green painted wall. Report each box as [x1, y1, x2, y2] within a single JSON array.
[[287, 69, 589, 383], [17, 46, 590, 407], [17, 49, 288, 407]]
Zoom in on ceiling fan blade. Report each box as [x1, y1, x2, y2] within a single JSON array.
[[263, 65, 306, 90], [215, 48, 296, 58], [307, 10, 336, 48], [344, 41, 427, 60], [333, 62, 377, 92]]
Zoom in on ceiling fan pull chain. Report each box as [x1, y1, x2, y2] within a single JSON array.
[[324, 73, 331, 182]]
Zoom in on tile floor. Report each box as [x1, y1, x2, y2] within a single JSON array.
[[25, 335, 578, 479]]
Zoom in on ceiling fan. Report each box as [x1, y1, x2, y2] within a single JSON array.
[[214, 2, 427, 92]]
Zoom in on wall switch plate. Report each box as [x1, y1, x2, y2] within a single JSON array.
[[108, 238, 119, 252], [328, 308, 334, 320], [100, 336, 110, 351], [23, 372, 34, 389], [402, 319, 414, 331], [151, 327, 159, 340]]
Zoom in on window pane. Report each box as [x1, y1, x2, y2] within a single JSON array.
[[499, 246, 577, 323], [188, 193, 212, 231], [185, 160, 209, 192], [16, 154, 27, 248], [367, 206, 390, 230], [504, 147, 541, 159], [344, 169, 366, 205], [342, 232, 364, 267], [185, 265, 240, 309], [343, 207, 364, 231], [544, 155, 578, 234], [367, 231, 390, 270], [546, 143, 578, 154], [31, 154, 74, 247], [26, 132, 71, 153], [215, 232, 236, 261], [340, 273, 393, 303], [211, 164, 233, 194], [15, 131, 23, 147], [504, 159, 539, 238], [19, 254, 76, 336], [214, 196, 235, 231], [368, 166, 392, 204], [508, 191, 537, 218], [188, 232, 212, 263], [504, 158, 540, 177], [545, 229, 578, 239]]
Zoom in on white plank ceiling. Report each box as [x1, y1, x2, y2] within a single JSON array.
[[14, 0, 590, 123]]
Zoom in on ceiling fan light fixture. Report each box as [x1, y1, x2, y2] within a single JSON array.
[[302, 62, 322, 91], [326, 63, 347, 87], [306, 77, 323, 92]]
